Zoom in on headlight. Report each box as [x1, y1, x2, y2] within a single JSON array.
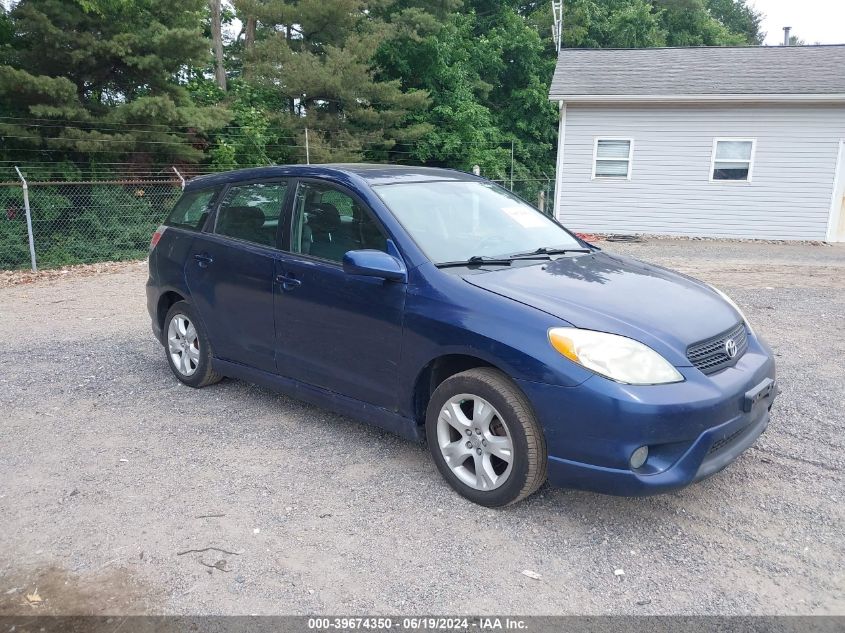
[[548, 327, 684, 385], [709, 285, 754, 334]]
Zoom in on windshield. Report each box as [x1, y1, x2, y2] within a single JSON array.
[[373, 181, 582, 264]]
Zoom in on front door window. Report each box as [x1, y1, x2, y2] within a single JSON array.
[[290, 181, 388, 262]]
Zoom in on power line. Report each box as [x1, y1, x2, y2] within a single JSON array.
[[0, 141, 508, 155], [0, 120, 523, 147]]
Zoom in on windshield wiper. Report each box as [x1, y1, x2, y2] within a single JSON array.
[[509, 246, 592, 258], [436, 248, 587, 268], [436, 255, 514, 268]]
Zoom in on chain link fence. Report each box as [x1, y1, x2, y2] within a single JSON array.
[[1, 169, 555, 271], [1, 176, 184, 270]]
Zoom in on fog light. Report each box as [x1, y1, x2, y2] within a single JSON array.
[[630, 446, 649, 469]]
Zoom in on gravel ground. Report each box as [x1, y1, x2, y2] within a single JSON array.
[[0, 239, 843, 616]]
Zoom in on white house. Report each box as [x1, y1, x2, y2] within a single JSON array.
[[548, 46, 845, 241]]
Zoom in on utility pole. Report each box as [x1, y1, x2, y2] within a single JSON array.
[[510, 141, 515, 191], [305, 128, 311, 165]]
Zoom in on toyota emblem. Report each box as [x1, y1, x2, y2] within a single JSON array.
[[725, 338, 738, 359]]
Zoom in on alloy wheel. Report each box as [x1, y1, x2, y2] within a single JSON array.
[[436, 394, 514, 491], [167, 313, 200, 377]]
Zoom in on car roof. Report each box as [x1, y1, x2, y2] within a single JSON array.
[[184, 164, 483, 191]]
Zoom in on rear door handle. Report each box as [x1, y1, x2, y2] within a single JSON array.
[[275, 273, 302, 291], [193, 253, 213, 268]]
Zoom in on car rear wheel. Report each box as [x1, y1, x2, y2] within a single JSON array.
[[164, 301, 222, 388], [425, 368, 547, 506]]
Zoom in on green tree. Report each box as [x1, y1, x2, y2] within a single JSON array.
[[223, 0, 438, 164], [377, 4, 561, 181], [0, 0, 229, 168], [377, 15, 508, 173], [653, 0, 747, 46], [705, 0, 763, 44], [546, 0, 755, 49], [554, 0, 666, 48]]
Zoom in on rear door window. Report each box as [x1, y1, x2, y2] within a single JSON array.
[[165, 188, 220, 230], [214, 181, 289, 248]]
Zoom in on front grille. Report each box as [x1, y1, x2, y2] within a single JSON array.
[[687, 322, 748, 375], [708, 426, 746, 455]]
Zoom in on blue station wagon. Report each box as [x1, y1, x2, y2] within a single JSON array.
[[147, 165, 777, 506]]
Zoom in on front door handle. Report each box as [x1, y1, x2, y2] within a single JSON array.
[[193, 253, 213, 268], [275, 272, 302, 291]]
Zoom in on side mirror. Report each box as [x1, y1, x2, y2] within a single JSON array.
[[342, 250, 407, 282]]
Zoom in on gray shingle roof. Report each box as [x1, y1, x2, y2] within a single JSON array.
[[549, 45, 845, 101]]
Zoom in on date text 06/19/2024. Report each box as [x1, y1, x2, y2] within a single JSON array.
[[307, 617, 529, 631]]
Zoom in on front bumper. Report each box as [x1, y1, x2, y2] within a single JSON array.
[[517, 333, 777, 496]]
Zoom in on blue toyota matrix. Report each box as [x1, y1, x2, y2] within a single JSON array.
[[147, 165, 777, 506]]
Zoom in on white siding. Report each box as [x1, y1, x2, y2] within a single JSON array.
[[556, 104, 845, 240]]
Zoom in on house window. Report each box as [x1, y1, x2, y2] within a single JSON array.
[[593, 139, 633, 179], [711, 139, 755, 181]]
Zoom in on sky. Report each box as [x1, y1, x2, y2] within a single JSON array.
[[753, 0, 845, 45]]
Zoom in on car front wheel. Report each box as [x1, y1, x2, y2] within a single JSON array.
[[425, 368, 547, 506]]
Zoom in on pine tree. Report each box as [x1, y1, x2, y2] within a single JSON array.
[[230, 0, 440, 163], [0, 0, 229, 168]]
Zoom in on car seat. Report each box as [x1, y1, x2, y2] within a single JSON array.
[[218, 205, 269, 246], [307, 203, 353, 261]]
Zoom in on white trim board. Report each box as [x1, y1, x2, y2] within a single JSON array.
[[553, 101, 566, 220], [825, 139, 845, 242]]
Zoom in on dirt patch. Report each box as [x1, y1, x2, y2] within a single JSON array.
[[0, 566, 154, 615], [0, 260, 145, 289], [654, 261, 845, 289]]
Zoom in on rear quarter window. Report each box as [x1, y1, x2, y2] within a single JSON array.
[[165, 188, 220, 230]]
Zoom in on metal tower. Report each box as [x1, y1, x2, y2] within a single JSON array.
[[552, 1, 563, 53]]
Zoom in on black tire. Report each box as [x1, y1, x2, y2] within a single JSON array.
[[163, 300, 222, 388], [425, 368, 547, 507]]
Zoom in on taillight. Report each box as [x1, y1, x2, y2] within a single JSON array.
[[150, 225, 166, 249]]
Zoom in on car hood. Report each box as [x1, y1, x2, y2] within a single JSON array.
[[462, 251, 740, 366]]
